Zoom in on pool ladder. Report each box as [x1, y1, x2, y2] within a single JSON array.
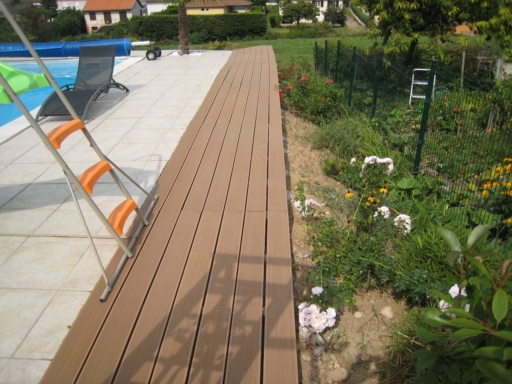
[[0, 1, 158, 301]]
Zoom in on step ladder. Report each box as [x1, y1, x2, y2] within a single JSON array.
[[409, 68, 436, 106], [0, 1, 158, 301]]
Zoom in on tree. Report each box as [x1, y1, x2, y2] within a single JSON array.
[[281, 0, 319, 25], [159, 0, 190, 54], [323, 4, 347, 26], [51, 7, 87, 39], [359, 0, 456, 64], [16, 5, 54, 41], [41, 0, 58, 20], [456, 0, 512, 58]]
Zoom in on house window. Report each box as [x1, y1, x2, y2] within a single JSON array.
[[120, 11, 128, 21], [104, 11, 112, 24], [62, 1, 68, 6], [89, 12, 96, 21], [201, 8, 209, 11], [315, 1, 324, 7]]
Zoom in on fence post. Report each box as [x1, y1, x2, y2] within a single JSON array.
[[348, 46, 356, 107], [314, 41, 319, 70], [334, 40, 341, 85], [324, 40, 329, 77], [412, 59, 438, 175], [371, 51, 383, 118]]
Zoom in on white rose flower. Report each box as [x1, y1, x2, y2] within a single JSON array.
[[312, 286, 324, 295]]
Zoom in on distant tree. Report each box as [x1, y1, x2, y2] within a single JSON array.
[[16, 5, 54, 41], [52, 8, 87, 38], [457, 0, 512, 58], [359, 0, 454, 65], [323, 4, 347, 26], [10, 0, 21, 5], [282, 0, 319, 24], [41, 0, 58, 20]]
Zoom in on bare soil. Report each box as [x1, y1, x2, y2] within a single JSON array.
[[283, 111, 405, 384]]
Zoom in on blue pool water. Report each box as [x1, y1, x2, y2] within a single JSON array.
[[0, 58, 125, 127]]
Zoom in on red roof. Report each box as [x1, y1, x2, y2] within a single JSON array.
[[83, 0, 141, 12]]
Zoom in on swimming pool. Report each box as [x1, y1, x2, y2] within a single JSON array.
[[0, 58, 127, 127]]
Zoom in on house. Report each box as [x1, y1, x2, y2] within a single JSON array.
[[57, 0, 87, 10], [280, 0, 343, 23], [186, 0, 253, 14], [145, 0, 253, 15], [82, 0, 146, 33]]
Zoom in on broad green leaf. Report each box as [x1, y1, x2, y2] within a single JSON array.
[[503, 347, 512, 360], [413, 348, 438, 371], [447, 250, 463, 266], [442, 365, 461, 383], [417, 327, 446, 343], [397, 176, 416, 189], [437, 227, 462, 252], [448, 318, 487, 331], [475, 358, 512, 384], [448, 328, 484, 340], [446, 308, 474, 319], [492, 289, 508, 323], [467, 224, 495, 248], [430, 289, 455, 305], [466, 256, 493, 279], [423, 310, 452, 328], [473, 346, 504, 360], [492, 330, 512, 342], [501, 259, 512, 278]]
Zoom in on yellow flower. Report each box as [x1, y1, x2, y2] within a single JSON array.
[[366, 201, 371, 206], [504, 158, 512, 162], [492, 181, 500, 188], [504, 181, 512, 188], [483, 181, 492, 189], [493, 166, 502, 177], [504, 218, 512, 225], [505, 164, 512, 174], [482, 190, 489, 196], [345, 190, 354, 199], [508, 190, 512, 197], [379, 187, 388, 195]]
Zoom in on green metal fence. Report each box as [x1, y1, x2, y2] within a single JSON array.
[[314, 40, 512, 247]]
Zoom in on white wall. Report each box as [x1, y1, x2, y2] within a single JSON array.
[[147, 2, 169, 14], [57, 0, 87, 10]]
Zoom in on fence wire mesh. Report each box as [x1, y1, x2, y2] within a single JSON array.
[[314, 40, 512, 248]]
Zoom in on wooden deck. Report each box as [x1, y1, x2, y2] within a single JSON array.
[[40, 46, 298, 383]]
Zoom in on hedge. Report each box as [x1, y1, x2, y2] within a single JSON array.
[[105, 13, 267, 42]]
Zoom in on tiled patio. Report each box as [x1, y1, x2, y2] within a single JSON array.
[[0, 50, 232, 383]]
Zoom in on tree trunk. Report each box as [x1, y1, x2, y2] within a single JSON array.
[[405, 38, 418, 66], [178, 3, 190, 55]]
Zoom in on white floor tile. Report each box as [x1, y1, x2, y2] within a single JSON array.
[[0, 289, 54, 357]]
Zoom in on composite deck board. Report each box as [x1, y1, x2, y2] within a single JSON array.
[[246, 46, 269, 212], [224, 49, 262, 212], [264, 211, 298, 382], [225, 211, 266, 384], [183, 49, 251, 212], [40, 46, 297, 384], [188, 210, 245, 383]]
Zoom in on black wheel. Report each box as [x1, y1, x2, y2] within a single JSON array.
[[154, 47, 162, 57], [146, 50, 157, 60]]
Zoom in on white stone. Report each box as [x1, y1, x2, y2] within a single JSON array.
[[328, 367, 349, 382], [354, 311, 363, 318], [313, 346, 324, 356], [380, 306, 394, 319]]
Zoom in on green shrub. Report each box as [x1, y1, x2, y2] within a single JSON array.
[[349, 3, 371, 27], [287, 22, 335, 39], [119, 13, 267, 42], [411, 225, 512, 383], [152, 5, 179, 15]]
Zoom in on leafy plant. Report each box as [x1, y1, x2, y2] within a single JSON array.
[[413, 224, 512, 383]]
